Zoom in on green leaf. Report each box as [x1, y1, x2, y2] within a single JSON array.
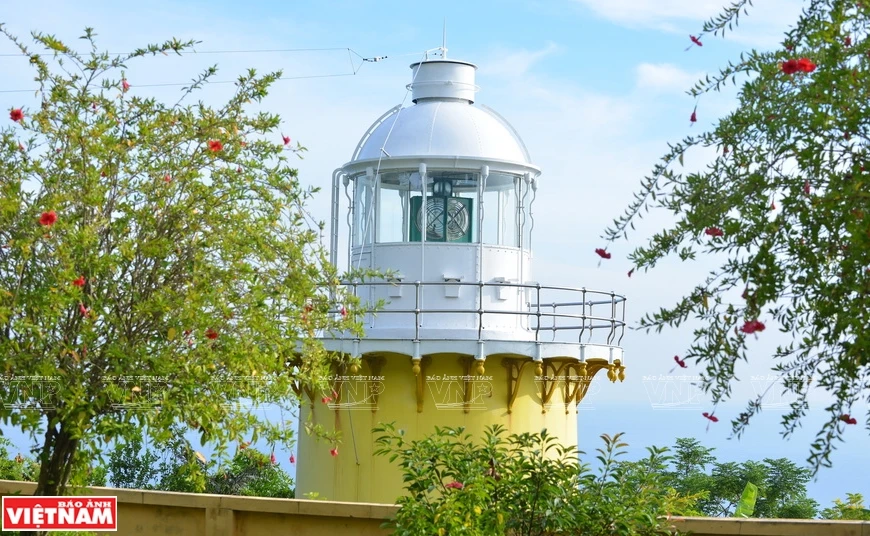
[[734, 482, 758, 518]]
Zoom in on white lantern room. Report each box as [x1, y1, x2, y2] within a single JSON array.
[[326, 56, 625, 369]]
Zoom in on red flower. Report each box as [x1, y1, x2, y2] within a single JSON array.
[[340, 306, 348, 318], [164, 174, 172, 183], [205, 328, 219, 340], [289, 454, 296, 464], [627, 268, 635, 278], [702, 412, 719, 423], [690, 106, 697, 124], [9, 108, 23, 122], [845, 36, 852, 47], [740, 319, 766, 334], [282, 134, 291, 146], [78, 303, 89, 317], [207, 140, 223, 152], [330, 447, 338, 457], [445, 481, 463, 489], [122, 79, 130, 92], [797, 58, 816, 73], [270, 452, 277, 465], [704, 227, 724, 237], [673, 355, 687, 369], [72, 276, 86, 287], [839, 414, 858, 425], [322, 395, 333, 404], [689, 35, 703, 47], [39, 211, 57, 227], [804, 180, 811, 195], [781, 59, 800, 75], [594, 248, 611, 260]]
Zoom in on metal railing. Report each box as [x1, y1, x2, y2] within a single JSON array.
[[336, 280, 626, 346]]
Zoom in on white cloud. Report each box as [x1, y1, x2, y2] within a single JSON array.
[[635, 63, 703, 94], [573, 0, 724, 28], [572, 0, 803, 47], [480, 41, 560, 77]]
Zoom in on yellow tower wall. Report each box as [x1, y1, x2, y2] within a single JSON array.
[[296, 354, 612, 504]]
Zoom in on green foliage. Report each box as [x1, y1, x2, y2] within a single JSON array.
[[604, 0, 870, 471], [106, 429, 160, 490], [374, 424, 699, 536], [0, 438, 39, 482], [734, 482, 758, 518], [0, 26, 366, 496], [821, 493, 870, 520], [102, 425, 294, 498], [207, 448, 294, 499], [662, 437, 818, 518]]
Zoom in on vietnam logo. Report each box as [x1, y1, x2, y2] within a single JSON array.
[[1, 496, 117, 531]]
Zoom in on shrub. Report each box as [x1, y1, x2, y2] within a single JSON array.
[[374, 424, 699, 536]]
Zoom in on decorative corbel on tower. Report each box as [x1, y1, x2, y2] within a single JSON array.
[[362, 355, 386, 413], [605, 359, 626, 383], [562, 361, 587, 414], [503, 358, 534, 414], [302, 385, 317, 406], [411, 355, 432, 412], [329, 362, 349, 406], [458, 355, 490, 413], [540, 359, 576, 414], [573, 359, 612, 406]]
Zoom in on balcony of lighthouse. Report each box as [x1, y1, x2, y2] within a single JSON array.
[[325, 163, 626, 365]]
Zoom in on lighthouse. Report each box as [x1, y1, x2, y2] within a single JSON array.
[[296, 53, 626, 504]]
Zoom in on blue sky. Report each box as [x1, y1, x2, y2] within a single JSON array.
[[1, 0, 867, 508]]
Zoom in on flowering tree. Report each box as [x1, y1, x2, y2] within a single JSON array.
[[375, 425, 700, 535], [605, 0, 869, 470], [0, 26, 361, 496]]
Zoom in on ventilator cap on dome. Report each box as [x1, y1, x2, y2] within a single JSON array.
[[408, 59, 478, 103]]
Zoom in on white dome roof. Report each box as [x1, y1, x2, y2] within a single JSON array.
[[352, 100, 532, 165]]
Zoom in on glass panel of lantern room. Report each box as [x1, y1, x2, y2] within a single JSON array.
[[377, 172, 412, 243], [408, 171, 478, 243], [482, 172, 520, 247], [353, 174, 373, 248]]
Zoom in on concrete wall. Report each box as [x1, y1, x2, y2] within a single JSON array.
[[1, 480, 868, 535], [0, 480, 392, 536]]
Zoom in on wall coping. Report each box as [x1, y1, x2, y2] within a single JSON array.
[[0, 480, 399, 520], [1, 480, 869, 535], [668, 516, 870, 536]]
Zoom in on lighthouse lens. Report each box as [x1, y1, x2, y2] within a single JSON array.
[[433, 178, 453, 197]]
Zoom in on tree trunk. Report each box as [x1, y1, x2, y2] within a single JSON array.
[[21, 422, 80, 536], [34, 422, 79, 496]]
